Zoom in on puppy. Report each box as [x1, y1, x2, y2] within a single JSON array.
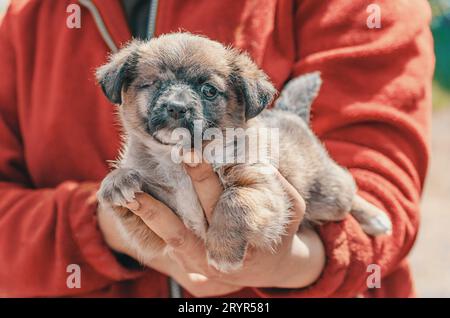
[[96, 32, 392, 272]]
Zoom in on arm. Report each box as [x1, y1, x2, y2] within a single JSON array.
[[122, 161, 324, 296], [184, 162, 325, 289], [0, 7, 144, 297], [257, 0, 433, 297]]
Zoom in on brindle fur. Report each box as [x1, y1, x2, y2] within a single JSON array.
[[96, 33, 392, 271]]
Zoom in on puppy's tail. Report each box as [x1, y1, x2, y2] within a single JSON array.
[[273, 72, 322, 124]]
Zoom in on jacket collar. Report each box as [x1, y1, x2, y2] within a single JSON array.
[[79, 0, 132, 52]]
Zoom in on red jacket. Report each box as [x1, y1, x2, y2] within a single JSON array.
[[0, 0, 434, 297]]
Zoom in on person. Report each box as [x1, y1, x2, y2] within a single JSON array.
[[0, 0, 434, 297]]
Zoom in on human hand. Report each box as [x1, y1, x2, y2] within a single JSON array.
[[97, 184, 242, 297], [124, 162, 324, 292], [97, 203, 132, 256], [98, 160, 325, 293], [181, 161, 325, 288]]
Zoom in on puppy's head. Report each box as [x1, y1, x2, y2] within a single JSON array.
[[96, 32, 276, 146]]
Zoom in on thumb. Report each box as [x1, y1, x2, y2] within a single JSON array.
[[183, 153, 223, 224], [274, 170, 306, 235]]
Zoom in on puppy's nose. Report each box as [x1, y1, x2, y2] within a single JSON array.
[[166, 102, 187, 120]]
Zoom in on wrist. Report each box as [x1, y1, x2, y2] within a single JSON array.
[[274, 227, 325, 289], [97, 204, 129, 255]]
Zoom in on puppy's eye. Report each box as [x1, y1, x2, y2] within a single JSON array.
[[201, 84, 218, 100], [137, 82, 154, 90]]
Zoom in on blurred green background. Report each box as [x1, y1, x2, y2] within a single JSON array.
[[410, 0, 450, 298], [0, 0, 449, 298], [0, 0, 448, 108], [430, 0, 450, 109], [0, 0, 7, 14]]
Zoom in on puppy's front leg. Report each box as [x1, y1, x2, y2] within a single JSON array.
[[97, 168, 166, 262], [206, 164, 291, 272], [98, 168, 144, 208]]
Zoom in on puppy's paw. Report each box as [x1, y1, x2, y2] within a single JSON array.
[[351, 195, 392, 236], [97, 168, 144, 207], [206, 228, 247, 273], [359, 212, 392, 236], [207, 253, 245, 273]]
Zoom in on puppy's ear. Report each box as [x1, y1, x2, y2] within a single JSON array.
[[96, 42, 140, 105], [230, 52, 276, 120]]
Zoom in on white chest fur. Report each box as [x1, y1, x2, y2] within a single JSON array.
[[153, 159, 207, 239]]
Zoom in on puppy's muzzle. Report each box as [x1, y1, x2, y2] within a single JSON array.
[[159, 84, 198, 121], [164, 101, 188, 120]]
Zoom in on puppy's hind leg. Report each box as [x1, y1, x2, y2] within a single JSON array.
[[351, 195, 392, 236], [205, 190, 250, 273], [304, 166, 392, 236], [206, 164, 291, 272]]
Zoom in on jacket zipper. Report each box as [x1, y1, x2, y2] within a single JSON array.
[[78, 0, 182, 298], [78, 0, 160, 51], [147, 0, 159, 40], [78, 0, 119, 52], [144, 0, 182, 298]]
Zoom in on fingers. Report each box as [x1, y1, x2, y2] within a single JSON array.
[[126, 192, 192, 249], [184, 156, 223, 224], [274, 170, 306, 235], [146, 251, 242, 297], [173, 272, 243, 297]]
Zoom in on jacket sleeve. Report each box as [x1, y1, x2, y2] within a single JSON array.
[[256, 0, 434, 297], [0, 7, 144, 297]]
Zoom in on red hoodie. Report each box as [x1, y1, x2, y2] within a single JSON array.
[[0, 0, 434, 297]]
